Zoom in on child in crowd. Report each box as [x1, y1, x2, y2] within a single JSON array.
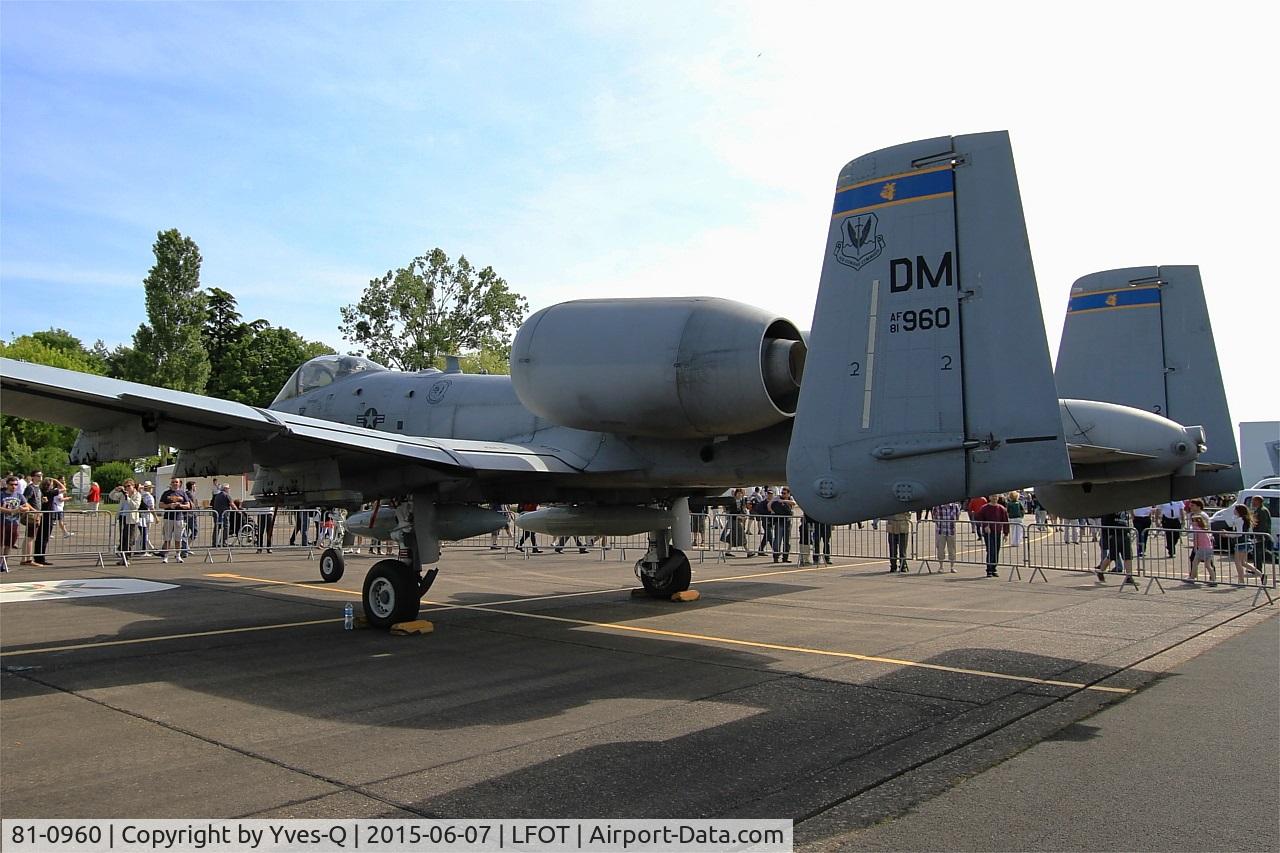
[[1185, 515, 1217, 586]]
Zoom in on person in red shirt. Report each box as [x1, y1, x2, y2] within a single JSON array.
[[973, 496, 1010, 577], [88, 481, 101, 513], [966, 496, 988, 540]]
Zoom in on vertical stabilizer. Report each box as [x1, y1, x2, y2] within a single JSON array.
[[1041, 265, 1241, 511], [789, 131, 1071, 524]]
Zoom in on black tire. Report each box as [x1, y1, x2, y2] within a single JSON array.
[[362, 559, 422, 629], [637, 549, 692, 598], [319, 547, 345, 583]]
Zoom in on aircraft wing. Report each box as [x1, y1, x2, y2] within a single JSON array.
[[0, 357, 583, 477], [1065, 443, 1159, 465]]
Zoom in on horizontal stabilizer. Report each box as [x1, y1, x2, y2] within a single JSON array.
[[1066, 444, 1158, 464]]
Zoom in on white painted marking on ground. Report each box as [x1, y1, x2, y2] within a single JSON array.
[[0, 578, 178, 603]]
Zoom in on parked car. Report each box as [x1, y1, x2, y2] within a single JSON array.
[[1208, 479, 1280, 554]]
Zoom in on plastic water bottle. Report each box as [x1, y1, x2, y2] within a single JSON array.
[[343, 603, 354, 630]]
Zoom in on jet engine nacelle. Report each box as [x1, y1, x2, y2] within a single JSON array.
[[1058, 398, 1206, 483], [511, 297, 806, 439]]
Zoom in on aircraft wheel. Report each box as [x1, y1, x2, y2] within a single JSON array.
[[636, 549, 691, 598], [362, 559, 422, 629], [319, 547, 345, 583]]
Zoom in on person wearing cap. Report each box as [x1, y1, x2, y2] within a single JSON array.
[[211, 484, 233, 546], [136, 481, 157, 555]]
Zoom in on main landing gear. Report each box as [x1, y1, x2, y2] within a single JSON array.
[[358, 494, 441, 630], [634, 511, 692, 599], [633, 496, 694, 598], [362, 559, 438, 629]]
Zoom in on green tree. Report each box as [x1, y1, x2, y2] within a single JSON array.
[[0, 332, 109, 478], [199, 286, 334, 404], [120, 229, 210, 392], [339, 249, 527, 371], [203, 286, 251, 399], [458, 345, 513, 376], [92, 461, 138, 496], [218, 325, 335, 407]]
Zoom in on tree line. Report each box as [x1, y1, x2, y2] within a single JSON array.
[[2, 228, 528, 487]]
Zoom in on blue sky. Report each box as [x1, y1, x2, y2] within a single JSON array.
[[1, 2, 1274, 428]]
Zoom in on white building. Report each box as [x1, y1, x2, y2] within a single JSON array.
[[1238, 421, 1280, 487]]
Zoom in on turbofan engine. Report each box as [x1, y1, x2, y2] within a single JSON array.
[[511, 297, 806, 438]]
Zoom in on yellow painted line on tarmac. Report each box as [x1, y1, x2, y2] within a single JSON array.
[[413, 599, 1136, 695], [0, 618, 340, 657], [3, 567, 1133, 694], [205, 572, 363, 596], [203, 571, 637, 608]]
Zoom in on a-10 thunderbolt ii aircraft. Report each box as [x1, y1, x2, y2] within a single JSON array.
[[0, 131, 1240, 628]]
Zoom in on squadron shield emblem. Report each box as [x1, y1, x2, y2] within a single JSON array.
[[426, 379, 452, 405], [834, 212, 885, 271]]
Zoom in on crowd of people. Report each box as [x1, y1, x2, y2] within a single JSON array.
[[3, 473, 1273, 585], [1, 469, 73, 569], [1068, 495, 1273, 587], [0, 473, 291, 568]]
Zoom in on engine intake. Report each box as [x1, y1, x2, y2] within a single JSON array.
[[511, 297, 806, 438]]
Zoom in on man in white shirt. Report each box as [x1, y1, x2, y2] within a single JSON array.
[[1158, 500, 1184, 558]]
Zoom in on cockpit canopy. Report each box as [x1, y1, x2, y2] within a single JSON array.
[[271, 355, 388, 405]]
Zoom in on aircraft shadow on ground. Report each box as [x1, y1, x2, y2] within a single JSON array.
[[2, 562, 1153, 826], [4, 572, 1133, 735], [0, 564, 825, 649], [310, 646, 1134, 822]]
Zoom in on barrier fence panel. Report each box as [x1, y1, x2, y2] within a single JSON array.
[[1024, 521, 1110, 578], [916, 518, 1028, 574], [440, 512, 653, 561], [0, 508, 334, 568], [1022, 521, 1275, 594], [6, 506, 1272, 603]]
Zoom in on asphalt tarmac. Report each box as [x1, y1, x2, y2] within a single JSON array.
[[1, 544, 1276, 851]]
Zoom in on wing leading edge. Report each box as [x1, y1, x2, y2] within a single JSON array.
[[0, 357, 583, 478]]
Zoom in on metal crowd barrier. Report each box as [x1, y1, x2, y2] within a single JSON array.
[[1019, 521, 1275, 596], [435, 511, 659, 562], [696, 513, 1275, 602], [0, 507, 324, 568], [5, 507, 1273, 606]]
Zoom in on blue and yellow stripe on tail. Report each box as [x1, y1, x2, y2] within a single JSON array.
[[832, 165, 954, 219], [1067, 285, 1161, 315]]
